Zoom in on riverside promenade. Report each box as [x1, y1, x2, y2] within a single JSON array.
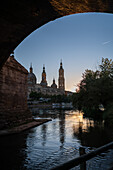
[[0, 119, 51, 136]]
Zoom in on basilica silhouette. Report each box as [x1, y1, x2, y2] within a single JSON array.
[[28, 61, 72, 97]]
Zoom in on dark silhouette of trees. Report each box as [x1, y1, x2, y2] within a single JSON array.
[[29, 92, 73, 103], [29, 92, 42, 100], [73, 58, 113, 120]]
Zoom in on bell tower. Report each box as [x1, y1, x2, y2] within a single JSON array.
[[30, 63, 33, 73], [40, 65, 47, 87], [58, 60, 65, 90]]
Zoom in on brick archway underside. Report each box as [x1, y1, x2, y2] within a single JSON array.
[[0, 0, 113, 69]]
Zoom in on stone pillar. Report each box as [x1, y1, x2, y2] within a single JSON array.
[[0, 55, 32, 130]]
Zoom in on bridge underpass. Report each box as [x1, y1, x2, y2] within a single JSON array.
[[0, 0, 113, 129]]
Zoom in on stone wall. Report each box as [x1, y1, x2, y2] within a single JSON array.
[[0, 55, 32, 129]]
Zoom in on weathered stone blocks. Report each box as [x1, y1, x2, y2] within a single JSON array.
[[0, 55, 32, 129]]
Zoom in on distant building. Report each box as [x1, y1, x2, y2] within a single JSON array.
[[28, 63, 37, 86], [40, 65, 47, 87], [27, 61, 73, 98], [58, 60, 65, 90]]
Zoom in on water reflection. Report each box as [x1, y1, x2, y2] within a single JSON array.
[[59, 110, 65, 148], [0, 109, 113, 170], [41, 124, 47, 146], [71, 112, 113, 147]]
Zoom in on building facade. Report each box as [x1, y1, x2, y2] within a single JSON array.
[[28, 61, 73, 98]]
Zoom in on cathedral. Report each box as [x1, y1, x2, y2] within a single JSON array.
[[28, 61, 72, 98]]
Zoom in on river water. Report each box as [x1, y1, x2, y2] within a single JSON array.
[[0, 109, 113, 170]]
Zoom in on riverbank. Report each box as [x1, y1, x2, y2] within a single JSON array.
[[0, 119, 52, 136], [28, 102, 73, 110]]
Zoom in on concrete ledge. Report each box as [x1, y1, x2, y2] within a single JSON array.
[[0, 119, 52, 136]]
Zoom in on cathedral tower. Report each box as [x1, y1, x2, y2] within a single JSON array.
[[28, 63, 37, 85], [30, 63, 33, 73], [40, 65, 47, 87], [58, 60, 65, 90]]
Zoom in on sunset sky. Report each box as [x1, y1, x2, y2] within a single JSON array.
[[14, 13, 113, 92]]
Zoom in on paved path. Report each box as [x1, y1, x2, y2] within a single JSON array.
[[0, 119, 52, 136]]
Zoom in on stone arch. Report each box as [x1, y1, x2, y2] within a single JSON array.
[[0, 0, 113, 69], [0, 0, 113, 130]]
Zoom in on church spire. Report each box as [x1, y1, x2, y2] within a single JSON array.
[[43, 64, 45, 73], [51, 77, 57, 89], [53, 77, 55, 84], [58, 60, 65, 90], [40, 65, 47, 87], [30, 63, 33, 73], [60, 59, 62, 69]]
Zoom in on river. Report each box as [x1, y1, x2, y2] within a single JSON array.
[[0, 109, 113, 170]]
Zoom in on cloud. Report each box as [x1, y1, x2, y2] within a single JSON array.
[[102, 40, 111, 45]]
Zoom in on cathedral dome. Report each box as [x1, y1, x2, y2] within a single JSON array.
[[28, 72, 36, 85], [51, 78, 57, 89], [28, 64, 36, 85]]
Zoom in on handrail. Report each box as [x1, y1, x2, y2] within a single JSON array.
[[51, 141, 113, 170]]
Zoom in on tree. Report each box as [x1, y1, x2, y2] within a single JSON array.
[[29, 91, 42, 100], [73, 58, 113, 119], [99, 58, 113, 78]]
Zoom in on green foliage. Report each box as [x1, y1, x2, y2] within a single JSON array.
[[29, 91, 73, 103], [103, 103, 113, 127], [73, 58, 113, 120], [29, 91, 42, 100], [100, 58, 113, 78]]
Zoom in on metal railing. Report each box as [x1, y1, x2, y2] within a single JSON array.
[[52, 141, 113, 170]]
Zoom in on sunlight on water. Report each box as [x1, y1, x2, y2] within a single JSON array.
[[24, 110, 113, 169], [0, 109, 113, 170]]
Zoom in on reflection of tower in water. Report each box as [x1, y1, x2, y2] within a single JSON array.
[[41, 124, 47, 146], [59, 110, 66, 148]]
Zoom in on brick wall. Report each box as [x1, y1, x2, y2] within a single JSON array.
[[0, 55, 32, 129]]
